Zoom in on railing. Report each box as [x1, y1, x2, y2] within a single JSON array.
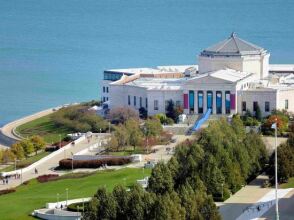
[[191, 108, 212, 131]]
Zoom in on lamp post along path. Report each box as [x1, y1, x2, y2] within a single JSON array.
[[272, 120, 279, 220]]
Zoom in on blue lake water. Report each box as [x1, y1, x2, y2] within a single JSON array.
[[0, 0, 294, 126]]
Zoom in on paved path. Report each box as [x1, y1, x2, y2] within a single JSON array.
[[0, 107, 58, 147], [219, 175, 272, 220], [258, 189, 294, 220], [0, 137, 100, 190]]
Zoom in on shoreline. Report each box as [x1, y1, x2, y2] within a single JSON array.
[[0, 107, 60, 148]]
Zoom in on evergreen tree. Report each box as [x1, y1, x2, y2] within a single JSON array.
[[255, 103, 262, 121], [148, 162, 174, 195], [94, 188, 117, 220]]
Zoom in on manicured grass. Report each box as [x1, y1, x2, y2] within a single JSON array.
[[0, 168, 150, 220], [280, 177, 294, 188], [0, 151, 51, 172], [108, 146, 146, 156], [15, 115, 72, 144]]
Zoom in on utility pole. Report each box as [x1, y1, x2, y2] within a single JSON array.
[[272, 119, 279, 220]]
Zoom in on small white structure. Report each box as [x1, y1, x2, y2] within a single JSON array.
[[101, 33, 294, 118], [137, 177, 149, 188], [131, 154, 143, 162], [32, 209, 81, 220], [178, 114, 187, 123]]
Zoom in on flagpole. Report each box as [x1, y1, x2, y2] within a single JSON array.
[[274, 119, 279, 220]]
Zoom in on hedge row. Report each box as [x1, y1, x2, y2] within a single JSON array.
[[37, 174, 59, 183], [59, 157, 131, 169]]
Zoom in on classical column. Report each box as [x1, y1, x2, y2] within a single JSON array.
[[212, 91, 216, 115], [203, 90, 207, 114], [194, 90, 198, 114], [222, 91, 226, 115]]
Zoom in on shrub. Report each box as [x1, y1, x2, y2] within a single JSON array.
[[0, 189, 16, 196], [59, 157, 132, 169], [108, 107, 139, 124], [37, 174, 59, 183]]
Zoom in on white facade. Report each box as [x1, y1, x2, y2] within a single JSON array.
[[101, 33, 294, 117]]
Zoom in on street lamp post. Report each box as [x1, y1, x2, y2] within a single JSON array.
[[274, 119, 279, 220], [271, 119, 279, 219]]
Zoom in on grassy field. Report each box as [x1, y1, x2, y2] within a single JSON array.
[[0, 168, 150, 220], [15, 115, 72, 144], [0, 151, 51, 172], [280, 178, 294, 188]]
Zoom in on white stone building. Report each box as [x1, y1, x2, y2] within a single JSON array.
[[100, 33, 294, 117]]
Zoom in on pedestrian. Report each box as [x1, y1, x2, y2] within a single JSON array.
[[6, 178, 8, 185], [2, 179, 4, 185], [35, 168, 38, 174]]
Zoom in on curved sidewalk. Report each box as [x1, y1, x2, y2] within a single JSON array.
[[0, 107, 58, 148], [0, 135, 102, 190]]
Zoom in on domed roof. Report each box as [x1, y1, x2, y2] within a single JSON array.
[[201, 33, 266, 57]]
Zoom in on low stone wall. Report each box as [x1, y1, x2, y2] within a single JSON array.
[[46, 197, 91, 209], [33, 208, 81, 220]]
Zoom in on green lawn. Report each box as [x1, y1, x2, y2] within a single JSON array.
[[0, 168, 150, 220], [280, 177, 294, 188], [15, 115, 72, 144], [0, 151, 51, 172]]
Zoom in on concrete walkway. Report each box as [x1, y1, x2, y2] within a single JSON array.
[[219, 175, 272, 220], [0, 137, 100, 190]]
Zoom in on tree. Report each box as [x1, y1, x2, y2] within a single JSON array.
[[30, 135, 46, 155], [125, 119, 143, 150], [165, 100, 182, 122], [113, 125, 129, 150], [263, 115, 288, 135], [112, 185, 129, 219], [139, 107, 147, 119], [20, 139, 34, 157], [11, 142, 25, 159], [255, 104, 262, 121], [108, 107, 139, 124], [152, 192, 185, 220], [94, 187, 117, 220], [126, 184, 147, 220], [108, 135, 119, 152], [148, 162, 174, 195], [1, 149, 15, 163], [143, 118, 163, 137]]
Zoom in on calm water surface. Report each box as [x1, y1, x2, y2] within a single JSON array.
[[0, 0, 294, 126]]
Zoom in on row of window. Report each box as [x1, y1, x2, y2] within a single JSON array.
[[128, 95, 148, 109], [127, 96, 182, 111], [102, 86, 109, 93], [102, 97, 109, 102], [242, 101, 270, 112], [242, 99, 289, 113]]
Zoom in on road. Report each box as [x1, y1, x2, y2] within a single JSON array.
[[0, 137, 100, 190]]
